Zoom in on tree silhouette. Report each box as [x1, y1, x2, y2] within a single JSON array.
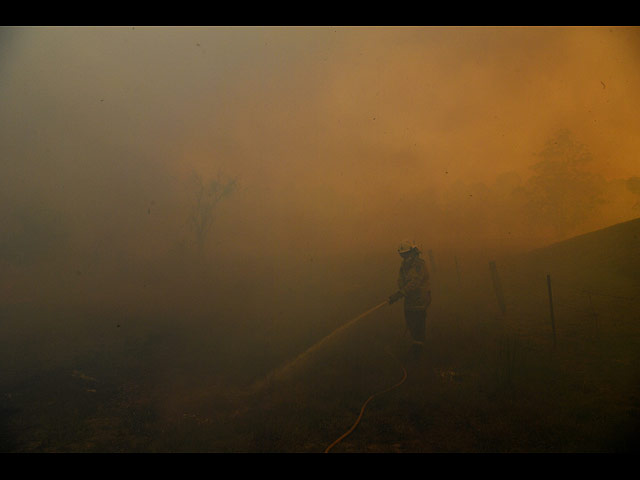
[[189, 172, 237, 254], [626, 176, 640, 211], [523, 129, 606, 237]]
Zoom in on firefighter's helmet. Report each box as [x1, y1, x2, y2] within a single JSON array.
[[397, 240, 418, 255]]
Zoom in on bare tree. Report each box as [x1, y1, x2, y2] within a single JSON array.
[[189, 171, 237, 254]]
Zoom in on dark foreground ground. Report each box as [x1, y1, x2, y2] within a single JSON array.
[[1, 274, 639, 452], [2, 220, 640, 453]]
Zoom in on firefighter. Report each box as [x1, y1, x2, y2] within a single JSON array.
[[388, 240, 431, 354]]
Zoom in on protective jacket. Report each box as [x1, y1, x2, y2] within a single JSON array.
[[397, 255, 431, 311]]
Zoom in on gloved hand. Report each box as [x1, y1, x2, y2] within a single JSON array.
[[388, 291, 403, 304]]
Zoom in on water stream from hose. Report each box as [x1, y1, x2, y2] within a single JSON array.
[[251, 301, 389, 392]]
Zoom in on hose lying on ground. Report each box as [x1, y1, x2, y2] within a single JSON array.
[[245, 299, 408, 452], [324, 347, 407, 453]]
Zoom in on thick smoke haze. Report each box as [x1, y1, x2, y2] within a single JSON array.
[[1, 26, 639, 317], [2, 26, 640, 453]]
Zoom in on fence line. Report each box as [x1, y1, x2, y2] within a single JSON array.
[[493, 264, 638, 309], [478, 259, 638, 349]]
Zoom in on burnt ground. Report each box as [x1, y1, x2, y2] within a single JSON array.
[[1, 276, 639, 453], [2, 220, 640, 453]]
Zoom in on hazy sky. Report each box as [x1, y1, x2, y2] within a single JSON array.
[[1, 26, 639, 290]]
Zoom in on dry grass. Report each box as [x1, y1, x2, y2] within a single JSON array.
[[2, 219, 639, 452]]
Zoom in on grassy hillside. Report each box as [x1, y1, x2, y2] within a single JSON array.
[[1, 218, 639, 452], [235, 217, 640, 452]]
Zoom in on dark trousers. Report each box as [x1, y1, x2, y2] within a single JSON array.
[[405, 309, 426, 343]]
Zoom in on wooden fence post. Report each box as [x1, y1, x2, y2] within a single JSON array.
[[585, 291, 599, 347], [454, 255, 461, 287], [489, 260, 506, 315], [546, 274, 557, 350]]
